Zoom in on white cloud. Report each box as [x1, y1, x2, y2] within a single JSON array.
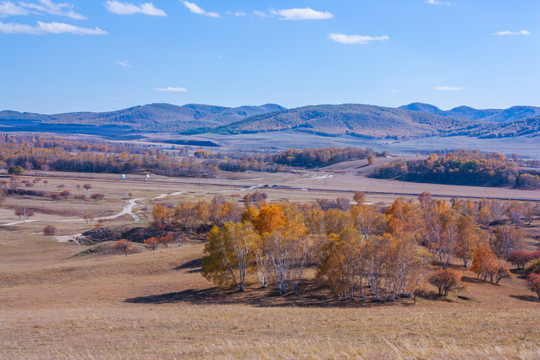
[[19, 0, 85, 20], [329, 33, 389, 44], [0, 20, 107, 34], [435, 86, 463, 91], [116, 60, 132, 68], [494, 30, 531, 36], [426, 0, 450, 5], [225, 10, 245, 16], [0, 1, 28, 17], [253, 10, 269, 18], [270, 7, 333, 20], [181, 1, 219, 18], [154, 87, 187, 92], [105, 1, 166, 16]]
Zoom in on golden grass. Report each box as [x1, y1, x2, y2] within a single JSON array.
[[1, 304, 538, 360]]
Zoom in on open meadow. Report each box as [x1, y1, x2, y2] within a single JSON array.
[[1, 168, 539, 360]]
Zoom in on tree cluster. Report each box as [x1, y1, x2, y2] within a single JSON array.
[[158, 192, 539, 299], [375, 150, 540, 188]]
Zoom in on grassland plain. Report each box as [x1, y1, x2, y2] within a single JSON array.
[[0, 171, 539, 359]]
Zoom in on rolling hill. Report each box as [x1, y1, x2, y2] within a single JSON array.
[[399, 103, 540, 122], [207, 104, 474, 139], [1, 102, 539, 140], [0, 103, 285, 133]]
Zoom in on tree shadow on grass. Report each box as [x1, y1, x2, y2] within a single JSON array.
[[510, 295, 539, 303], [173, 258, 202, 273], [124, 282, 414, 308], [461, 276, 485, 284]]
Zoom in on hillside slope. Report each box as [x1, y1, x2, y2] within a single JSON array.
[[400, 103, 540, 122], [0, 103, 285, 132], [209, 104, 475, 139]]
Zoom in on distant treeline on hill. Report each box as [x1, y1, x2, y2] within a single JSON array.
[[264, 147, 385, 168], [0, 135, 380, 177], [374, 150, 540, 189]]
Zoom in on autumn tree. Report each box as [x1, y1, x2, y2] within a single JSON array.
[[14, 208, 25, 219], [253, 204, 285, 236], [153, 204, 173, 230], [419, 199, 456, 268], [265, 216, 309, 294], [367, 153, 376, 165], [456, 215, 483, 267], [385, 198, 420, 235], [202, 222, 258, 292], [523, 202, 537, 225], [526, 273, 540, 300], [317, 228, 364, 300], [492, 265, 511, 284], [470, 243, 508, 283], [506, 202, 523, 225], [351, 204, 386, 238], [83, 183, 92, 191], [353, 191, 365, 205], [477, 200, 493, 226], [251, 203, 310, 294], [429, 269, 463, 297], [115, 239, 133, 256], [491, 225, 524, 258], [243, 191, 267, 208], [159, 233, 174, 248], [471, 243, 497, 281], [144, 237, 160, 250], [507, 250, 538, 270], [384, 233, 427, 301]]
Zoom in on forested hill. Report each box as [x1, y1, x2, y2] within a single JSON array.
[[0, 103, 285, 132], [1, 102, 539, 139], [399, 103, 540, 122], [206, 104, 483, 139]]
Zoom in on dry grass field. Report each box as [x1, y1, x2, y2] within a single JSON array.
[[1, 170, 539, 359]]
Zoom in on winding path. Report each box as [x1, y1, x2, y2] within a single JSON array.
[[0, 191, 185, 228]]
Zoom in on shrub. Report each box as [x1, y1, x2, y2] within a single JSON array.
[[8, 165, 24, 175], [90, 193, 105, 201], [429, 269, 463, 297], [43, 225, 57, 236], [507, 250, 537, 270]]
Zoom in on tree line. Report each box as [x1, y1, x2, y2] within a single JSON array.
[[1, 135, 386, 178], [375, 150, 540, 189], [153, 192, 539, 300]]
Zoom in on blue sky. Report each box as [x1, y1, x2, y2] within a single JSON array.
[[1, 0, 539, 113]]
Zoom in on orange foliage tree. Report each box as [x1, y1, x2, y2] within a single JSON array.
[[115, 239, 133, 256]]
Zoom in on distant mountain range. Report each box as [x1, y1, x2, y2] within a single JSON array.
[[399, 102, 540, 122], [1, 102, 539, 140], [0, 103, 285, 132]]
